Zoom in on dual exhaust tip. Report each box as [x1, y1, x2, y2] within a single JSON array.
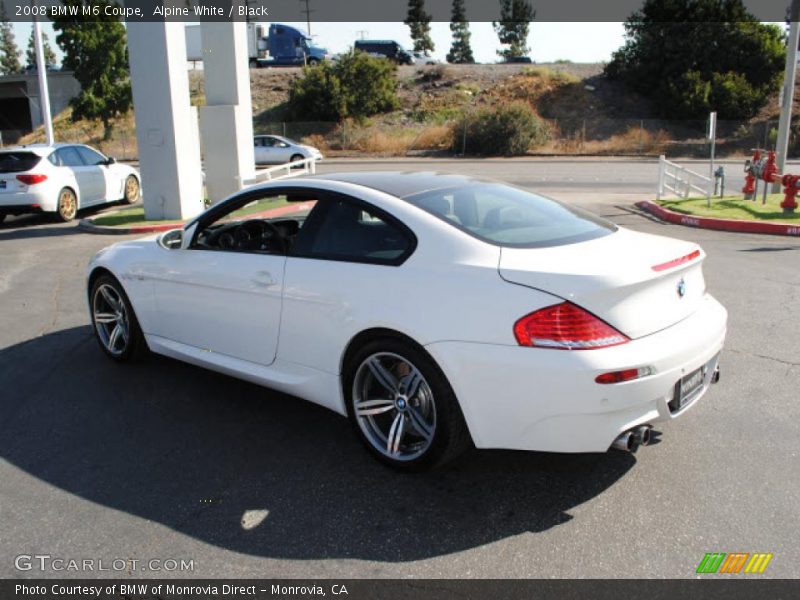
[[611, 366, 721, 453], [611, 425, 652, 452]]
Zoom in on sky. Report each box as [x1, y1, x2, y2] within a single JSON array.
[[10, 21, 627, 66]]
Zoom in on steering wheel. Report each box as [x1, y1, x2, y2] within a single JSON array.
[[234, 219, 288, 253]]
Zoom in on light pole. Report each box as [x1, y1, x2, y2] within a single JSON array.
[[32, 8, 54, 145], [774, 0, 800, 191]]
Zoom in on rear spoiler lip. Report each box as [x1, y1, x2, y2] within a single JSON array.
[[651, 249, 701, 272]]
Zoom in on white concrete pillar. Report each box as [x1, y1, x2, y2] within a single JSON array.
[[127, 22, 204, 221], [200, 18, 256, 203]]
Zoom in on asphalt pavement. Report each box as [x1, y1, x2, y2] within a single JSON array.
[[1, 158, 798, 579]]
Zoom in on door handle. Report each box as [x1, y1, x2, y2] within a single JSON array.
[[251, 271, 276, 287]]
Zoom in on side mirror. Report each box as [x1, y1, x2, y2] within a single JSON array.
[[159, 228, 184, 250], [106, 156, 116, 165]]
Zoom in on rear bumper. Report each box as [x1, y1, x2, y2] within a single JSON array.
[[425, 294, 727, 453], [0, 191, 52, 213]]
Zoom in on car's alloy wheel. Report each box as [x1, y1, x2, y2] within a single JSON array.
[[353, 352, 437, 462], [56, 188, 77, 222], [123, 175, 140, 204], [90, 275, 146, 361], [346, 339, 471, 470]]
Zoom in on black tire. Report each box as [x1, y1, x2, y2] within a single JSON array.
[[123, 175, 140, 204], [307, 58, 320, 66], [344, 337, 471, 471], [289, 153, 304, 168], [90, 274, 148, 362], [55, 187, 78, 222], [0, 212, 6, 224]]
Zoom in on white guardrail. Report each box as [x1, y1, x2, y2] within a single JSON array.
[[242, 156, 319, 187], [657, 155, 712, 200]]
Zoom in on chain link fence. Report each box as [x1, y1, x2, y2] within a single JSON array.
[[3, 118, 794, 160]]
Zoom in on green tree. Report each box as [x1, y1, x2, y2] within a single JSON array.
[[405, 0, 434, 55], [0, 5, 22, 75], [493, 0, 535, 59], [447, 0, 474, 64], [288, 51, 399, 121], [605, 0, 784, 119], [26, 30, 58, 70], [51, 0, 132, 140]]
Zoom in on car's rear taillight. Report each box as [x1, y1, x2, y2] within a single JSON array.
[[16, 174, 47, 185], [513, 302, 629, 350]]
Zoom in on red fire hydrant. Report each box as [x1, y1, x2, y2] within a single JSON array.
[[742, 149, 760, 198], [763, 150, 779, 183], [781, 174, 799, 213]]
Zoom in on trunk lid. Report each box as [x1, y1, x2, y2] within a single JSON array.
[[499, 228, 706, 339]]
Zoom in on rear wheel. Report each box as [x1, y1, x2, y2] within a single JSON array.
[[90, 274, 147, 361], [56, 187, 77, 222], [345, 338, 471, 470], [123, 175, 140, 204]]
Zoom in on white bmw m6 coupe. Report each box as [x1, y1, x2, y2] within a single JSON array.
[[87, 172, 727, 469]]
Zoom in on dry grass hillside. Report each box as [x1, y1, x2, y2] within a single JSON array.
[[16, 62, 795, 158]]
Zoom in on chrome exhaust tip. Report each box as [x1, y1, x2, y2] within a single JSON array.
[[632, 425, 652, 447], [611, 431, 635, 452]]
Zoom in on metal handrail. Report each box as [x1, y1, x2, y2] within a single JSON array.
[[243, 156, 318, 186]]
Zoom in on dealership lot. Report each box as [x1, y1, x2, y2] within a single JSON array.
[[0, 159, 798, 578]]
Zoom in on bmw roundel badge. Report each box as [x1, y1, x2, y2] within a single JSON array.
[[677, 277, 686, 298]]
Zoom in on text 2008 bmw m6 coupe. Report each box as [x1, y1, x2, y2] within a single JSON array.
[[87, 172, 727, 469]]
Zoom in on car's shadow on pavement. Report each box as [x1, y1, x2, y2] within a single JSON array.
[[0, 326, 636, 562]]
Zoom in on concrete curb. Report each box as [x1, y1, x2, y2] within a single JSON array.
[[78, 218, 182, 235], [636, 201, 800, 237]]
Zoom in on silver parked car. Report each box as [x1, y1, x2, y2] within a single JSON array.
[[253, 135, 323, 166]]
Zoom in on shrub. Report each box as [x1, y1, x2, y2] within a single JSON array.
[[287, 63, 343, 122], [452, 102, 549, 156], [287, 51, 399, 122]]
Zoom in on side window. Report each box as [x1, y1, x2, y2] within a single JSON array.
[[191, 192, 318, 255], [297, 197, 413, 265], [76, 146, 106, 166], [47, 152, 61, 166], [57, 147, 84, 167]]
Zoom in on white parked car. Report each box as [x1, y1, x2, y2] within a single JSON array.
[[0, 143, 140, 223], [253, 135, 323, 166], [87, 172, 727, 470]]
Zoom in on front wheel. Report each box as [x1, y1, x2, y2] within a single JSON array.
[[90, 274, 147, 361], [123, 175, 140, 204], [345, 338, 471, 470], [289, 153, 304, 168], [56, 187, 78, 222]]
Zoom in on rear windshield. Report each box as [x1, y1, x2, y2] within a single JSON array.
[[0, 152, 41, 173], [404, 183, 616, 248]]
